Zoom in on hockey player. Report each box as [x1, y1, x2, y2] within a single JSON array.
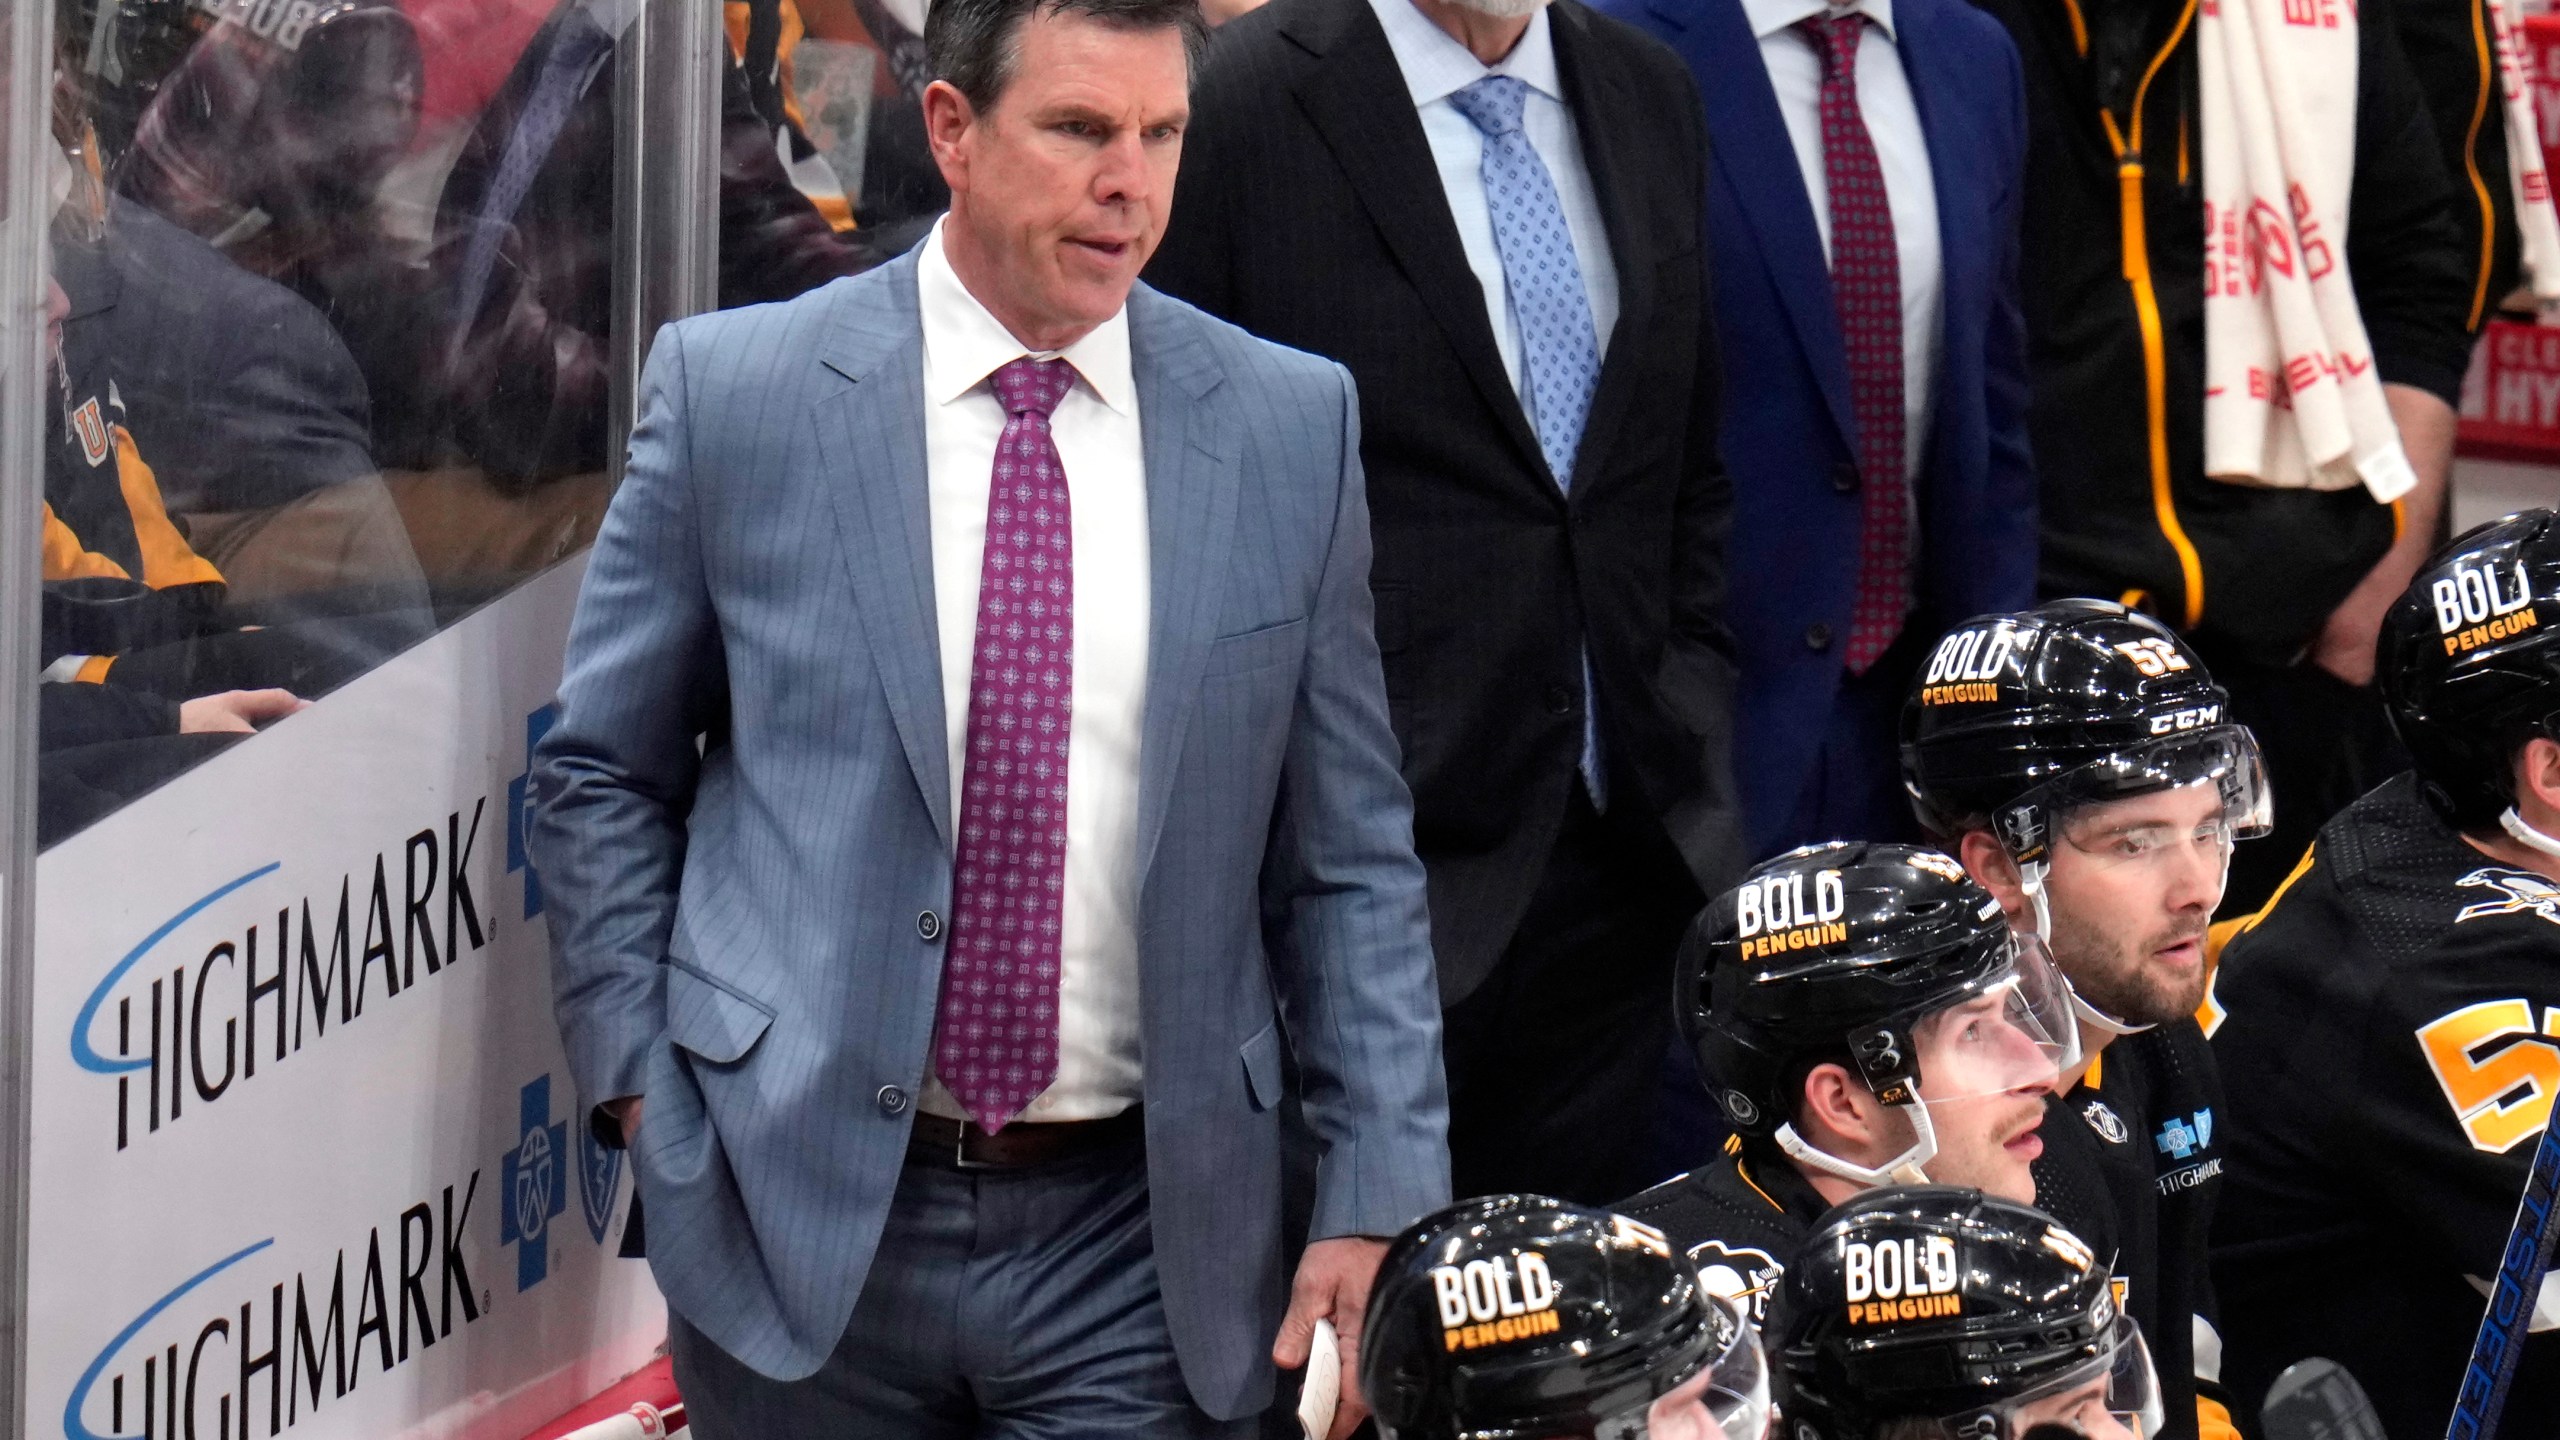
[[1902, 599, 2270, 1440], [1771, 1186, 2161, 1440], [1616, 842, 2082, 1322], [1359, 1194, 1773, 1440], [2209, 510, 2560, 1438]]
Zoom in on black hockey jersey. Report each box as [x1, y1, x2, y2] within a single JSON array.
[[2210, 773, 2559, 1439], [1616, 1139, 1829, 1329], [2034, 1022, 2230, 1440]]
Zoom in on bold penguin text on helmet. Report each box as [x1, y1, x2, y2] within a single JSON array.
[[1431, 1252, 1561, 1351]]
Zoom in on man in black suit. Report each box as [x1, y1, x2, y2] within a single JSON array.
[[1147, 0, 1735, 1205]]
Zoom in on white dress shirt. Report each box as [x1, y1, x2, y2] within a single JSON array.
[[1743, 0, 1942, 487], [915, 222, 1148, 1123], [1369, 0, 1621, 428]]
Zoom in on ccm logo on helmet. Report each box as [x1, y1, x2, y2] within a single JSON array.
[[1736, 870, 1849, 958], [2147, 704, 2222, 735], [2431, 560, 2539, 655], [1431, 1253, 1562, 1352], [1920, 625, 2022, 704], [1841, 1236, 1961, 1324]]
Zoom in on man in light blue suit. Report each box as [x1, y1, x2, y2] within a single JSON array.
[[529, 0, 1449, 1431]]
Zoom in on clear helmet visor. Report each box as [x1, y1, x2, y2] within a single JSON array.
[[1617, 1294, 1773, 1440], [1775, 933, 2080, 1189], [1998, 726, 2272, 866], [1901, 931, 2084, 1105], [1947, 1313, 2162, 1440]]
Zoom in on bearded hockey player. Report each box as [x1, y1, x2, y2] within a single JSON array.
[[1616, 843, 2080, 1327], [2210, 510, 2560, 1438], [1903, 599, 2270, 1440]]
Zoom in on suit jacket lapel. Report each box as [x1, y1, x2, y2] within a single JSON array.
[[1126, 286, 1244, 881], [1552, 1, 1652, 496], [1280, 0, 1551, 482], [1896, 0, 1973, 463], [1651, 0, 1857, 447], [811, 254, 954, 851], [1126, 287, 1241, 881]]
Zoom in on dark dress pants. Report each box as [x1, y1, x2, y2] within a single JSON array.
[[669, 1135, 1255, 1440], [1444, 782, 1703, 1206]]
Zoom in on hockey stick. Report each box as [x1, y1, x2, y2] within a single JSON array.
[[2446, 1105, 2560, 1440]]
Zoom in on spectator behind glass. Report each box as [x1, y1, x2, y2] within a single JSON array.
[[34, 143, 313, 845]]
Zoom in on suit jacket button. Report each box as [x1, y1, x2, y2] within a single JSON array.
[[1805, 623, 1834, 652], [917, 910, 942, 941], [1832, 462, 1861, 494], [1543, 684, 1576, 716], [877, 1085, 910, 1116]]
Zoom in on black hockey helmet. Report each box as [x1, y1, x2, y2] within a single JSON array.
[[1680, 844, 2078, 1181], [1772, 1187, 2159, 1440], [1362, 1195, 1772, 1440], [2379, 510, 2560, 832], [1898, 601, 2270, 866]]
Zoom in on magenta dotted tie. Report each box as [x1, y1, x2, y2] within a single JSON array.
[[1802, 14, 1910, 674], [935, 357, 1077, 1133]]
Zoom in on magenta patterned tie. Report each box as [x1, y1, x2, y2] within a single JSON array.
[[935, 357, 1077, 1132], [1802, 14, 1910, 674]]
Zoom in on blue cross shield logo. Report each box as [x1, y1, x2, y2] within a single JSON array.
[[500, 1074, 570, 1291], [577, 1114, 624, 1245], [2154, 1108, 2213, 1161], [506, 704, 561, 921]]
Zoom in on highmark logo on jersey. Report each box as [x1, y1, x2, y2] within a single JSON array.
[[69, 800, 495, 1156], [60, 1172, 484, 1440], [506, 703, 561, 922], [500, 1075, 571, 1293], [2154, 1108, 2223, 1194]]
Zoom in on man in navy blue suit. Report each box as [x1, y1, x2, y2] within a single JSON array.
[[1597, 0, 2037, 859]]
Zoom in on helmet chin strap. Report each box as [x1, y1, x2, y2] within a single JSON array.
[[2021, 859, 2157, 1038], [2501, 805, 2560, 861], [1773, 1104, 1939, 1190]]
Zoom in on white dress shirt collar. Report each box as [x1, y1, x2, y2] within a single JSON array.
[[1740, 0, 1898, 42], [1367, 0, 1566, 108], [918, 218, 1136, 417]]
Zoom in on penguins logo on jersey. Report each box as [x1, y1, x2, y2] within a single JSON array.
[[2453, 868, 2560, 927], [1688, 1240, 1782, 1324]]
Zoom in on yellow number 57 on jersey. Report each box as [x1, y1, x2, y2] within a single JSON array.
[[2419, 999, 2560, 1153]]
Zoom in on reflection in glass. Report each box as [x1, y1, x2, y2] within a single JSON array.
[[32, 0, 907, 845]]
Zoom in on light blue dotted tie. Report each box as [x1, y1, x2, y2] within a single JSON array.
[[1451, 75, 1607, 805], [1449, 75, 1602, 489]]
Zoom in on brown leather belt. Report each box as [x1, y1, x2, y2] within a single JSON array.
[[905, 1106, 1143, 1171]]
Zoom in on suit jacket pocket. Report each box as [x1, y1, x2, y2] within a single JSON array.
[[1203, 616, 1308, 678], [1240, 1019, 1284, 1111], [665, 957, 777, 1065]]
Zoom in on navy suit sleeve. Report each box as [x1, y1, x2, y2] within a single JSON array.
[[1261, 363, 1453, 1240], [532, 323, 729, 1133], [1976, 27, 2040, 613]]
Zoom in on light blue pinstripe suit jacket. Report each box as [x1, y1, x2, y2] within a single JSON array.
[[531, 249, 1451, 1418]]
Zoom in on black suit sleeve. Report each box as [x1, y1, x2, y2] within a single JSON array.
[[2350, 0, 2478, 404], [1149, 37, 1246, 320], [1656, 59, 1744, 893], [38, 680, 178, 752]]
